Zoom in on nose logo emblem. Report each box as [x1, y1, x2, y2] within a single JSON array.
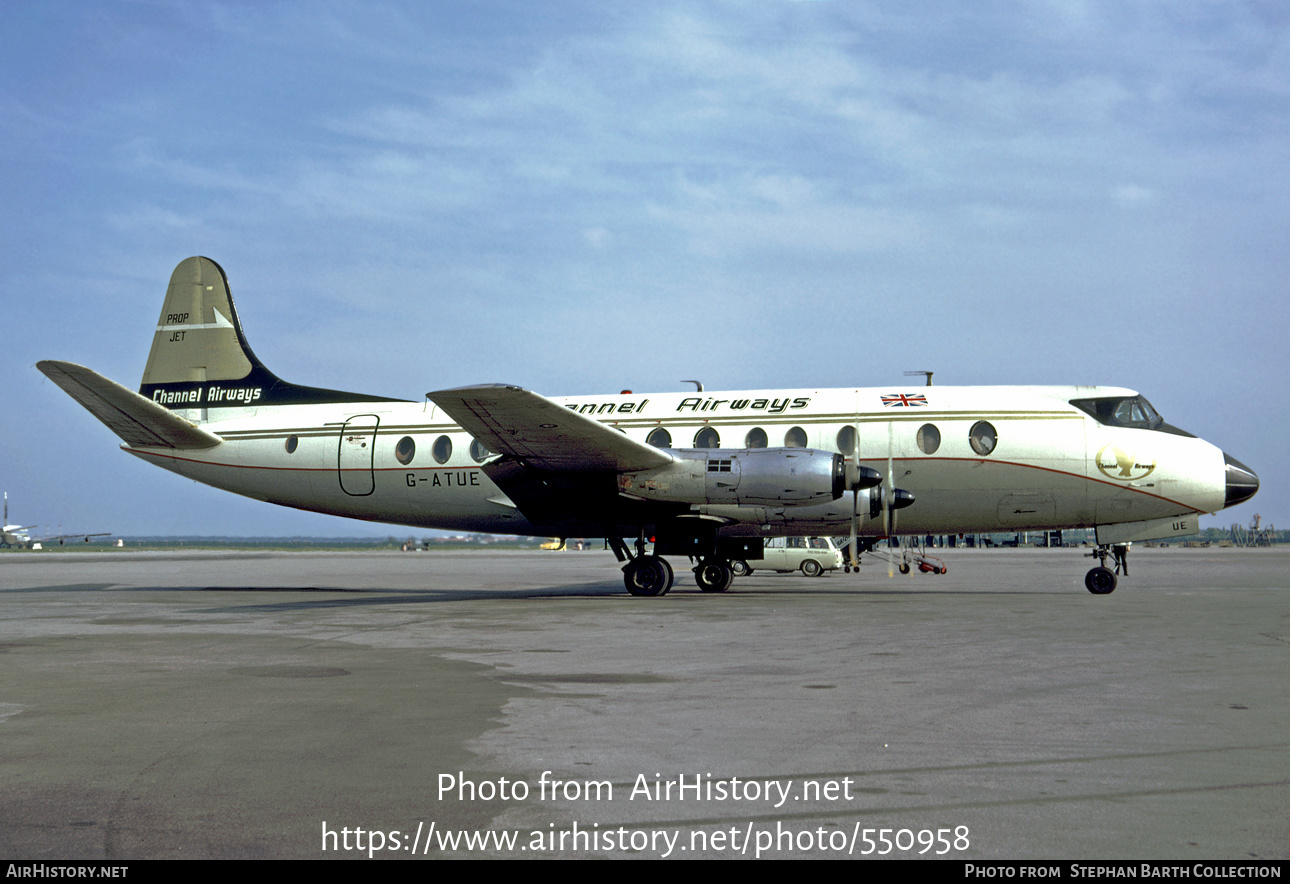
[[1096, 445, 1156, 481]]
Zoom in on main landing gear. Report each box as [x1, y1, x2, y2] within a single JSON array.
[[620, 555, 736, 595], [608, 533, 735, 596], [1083, 543, 1129, 594]]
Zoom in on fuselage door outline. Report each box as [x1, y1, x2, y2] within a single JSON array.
[[339, 414, 379, 496]]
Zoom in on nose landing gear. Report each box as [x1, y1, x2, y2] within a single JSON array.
[[1084, 543, 1129, 594]]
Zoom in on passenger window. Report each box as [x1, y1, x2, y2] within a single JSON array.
[[395, 436, 416, 465], [694, 427, 721, 448], [745, 427, 768, 448], [285, 435, 299, 454], [916, 424, 941, 455], [836, 426, 857, 454], [969, 421, 997, 456], [647, 428, 672, 448], [784, 426, 807, 448], [432, 435, 452, 464], [469, 439, 492, 463]]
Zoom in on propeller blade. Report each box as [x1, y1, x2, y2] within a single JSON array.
[[849, 492, 859, 569], [885, 423, 894, 576], [851, 424, 860, 569]]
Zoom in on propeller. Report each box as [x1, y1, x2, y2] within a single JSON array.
[[840, 423, 911, 573], [843, 424, 880, 569], [881, 422, 916, 576], [885, 423, 895, 576]]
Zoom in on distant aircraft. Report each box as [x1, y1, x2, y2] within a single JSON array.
[[1, 493, 111, 549], [38, 257, 1258, 594], [1, 494, 34, 548]]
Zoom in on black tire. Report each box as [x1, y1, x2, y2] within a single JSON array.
[[695, 561, 734, 593], [800, 559, 822, 577], [730, 560, 750, 577], [657, 557, 674, 595], [1085, 566, 1117, 595], [624, 556, 672, 596], [899, 563, 911, 575]]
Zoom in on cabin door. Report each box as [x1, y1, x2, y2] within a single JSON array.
[[338, 415, 379, 496]]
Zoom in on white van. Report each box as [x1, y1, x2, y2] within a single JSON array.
[[732, 536, 844, 577]]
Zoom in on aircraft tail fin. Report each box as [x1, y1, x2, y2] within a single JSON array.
[[38, 360, 222, 449], [137, 257, 402, 409], [139, 256, 256, 393]]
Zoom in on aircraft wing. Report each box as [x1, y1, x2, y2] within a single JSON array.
[[428, 384, 673, 472], [37, 360, 222, 450]]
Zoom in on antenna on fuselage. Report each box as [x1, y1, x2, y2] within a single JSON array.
[[904, 371, 933, 387], [682, 380, 704, 392]]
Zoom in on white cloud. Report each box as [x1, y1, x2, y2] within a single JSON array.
[[1112, 184, 1155, 207], [583, 227, 610, 249]]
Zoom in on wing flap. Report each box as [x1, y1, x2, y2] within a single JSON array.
[[428, 384, 673, 472], [38, 360, 222, 450]]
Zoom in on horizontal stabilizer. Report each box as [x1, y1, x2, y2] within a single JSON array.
[[428, 384, 673, 472], [37, 360, 222, 450]]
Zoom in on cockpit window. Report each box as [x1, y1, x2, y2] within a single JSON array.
[[1115, 397, 1161, 427], [1071, 396, 1161, 429], [1070, 396, 1194, 437]]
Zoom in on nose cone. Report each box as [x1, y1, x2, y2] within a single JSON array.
[[1224, 453, 1259, 508]]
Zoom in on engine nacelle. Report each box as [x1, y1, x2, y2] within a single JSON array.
[[618, 448, 845, 507]]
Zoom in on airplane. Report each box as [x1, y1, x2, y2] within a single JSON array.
[[1, 493, 112, 549], [1, 493, 35, 548], [37, 256, 1259, 595]]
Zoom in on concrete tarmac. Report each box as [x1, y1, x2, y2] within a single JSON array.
[[0, 546, 1285, 860]]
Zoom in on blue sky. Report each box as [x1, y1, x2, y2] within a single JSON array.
[[3, 1, 1285, 537]]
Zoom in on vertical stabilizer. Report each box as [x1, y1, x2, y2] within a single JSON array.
[[141, 256, 253, 388], [136, 257, 403, 409]]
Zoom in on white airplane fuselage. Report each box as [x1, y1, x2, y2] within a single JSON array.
[[39, 257, 1258, 594], [131, 384, 1226, 541]]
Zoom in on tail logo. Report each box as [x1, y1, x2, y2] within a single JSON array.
[[150, 385, 263, 406]]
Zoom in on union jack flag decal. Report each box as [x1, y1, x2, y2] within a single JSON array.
[[881, 393, 928, 407]]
